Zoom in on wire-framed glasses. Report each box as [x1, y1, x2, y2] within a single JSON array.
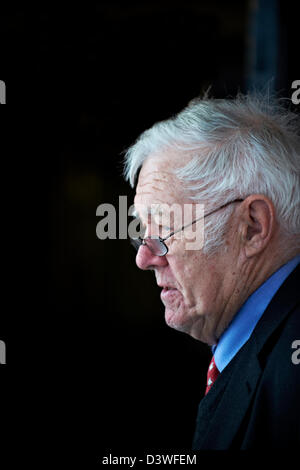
[[130, 199, 243, 256]]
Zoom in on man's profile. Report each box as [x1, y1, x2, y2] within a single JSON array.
[[123, 92, 300, 449]]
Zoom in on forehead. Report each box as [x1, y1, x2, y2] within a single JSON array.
[[134, 152, 189, 217]]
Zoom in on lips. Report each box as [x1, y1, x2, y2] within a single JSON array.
[[157, 283, 177, 290], [161, 287, 177, 294], [158, 283, 179, 303]]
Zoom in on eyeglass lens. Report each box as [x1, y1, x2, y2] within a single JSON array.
[[130, 237, 167, 256]]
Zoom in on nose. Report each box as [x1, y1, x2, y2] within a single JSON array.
[[135, 244, 168, 270]]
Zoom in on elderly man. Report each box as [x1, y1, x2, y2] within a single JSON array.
[[124, 93, 300, 449]]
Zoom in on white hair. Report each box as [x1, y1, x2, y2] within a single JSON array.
[[123, 92, 300, 254]]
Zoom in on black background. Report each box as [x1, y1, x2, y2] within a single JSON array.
[[1, 0, 299, 466]]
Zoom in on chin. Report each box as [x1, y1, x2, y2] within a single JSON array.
[[164, 307, 191, 333], [165, 306, 210, 343]]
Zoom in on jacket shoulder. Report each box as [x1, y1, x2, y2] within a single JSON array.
[[240, 298, 300, 448]]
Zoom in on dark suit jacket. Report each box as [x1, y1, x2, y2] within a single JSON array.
[[193, 264, 300, 449]]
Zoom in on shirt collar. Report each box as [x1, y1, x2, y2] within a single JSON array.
[[213, 255, 300, 373]]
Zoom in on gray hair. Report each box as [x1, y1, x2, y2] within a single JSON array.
[[124, 92, 300, 254]]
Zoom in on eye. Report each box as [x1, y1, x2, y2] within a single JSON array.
[[157, 224, 173, 238]]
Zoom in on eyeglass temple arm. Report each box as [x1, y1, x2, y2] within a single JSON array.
[[163, 199, 244, 240]]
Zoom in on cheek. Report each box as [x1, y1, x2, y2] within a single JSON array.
[[175, 253, 219, 305], [173, 254, 203, 299]]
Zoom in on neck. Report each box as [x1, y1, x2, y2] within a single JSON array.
[[214, 246, 297, 342]]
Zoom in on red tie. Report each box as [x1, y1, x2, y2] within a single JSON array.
[[205, 356, 220, 395]]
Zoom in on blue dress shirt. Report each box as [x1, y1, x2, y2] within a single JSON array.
[[213, 255, 300, 373]]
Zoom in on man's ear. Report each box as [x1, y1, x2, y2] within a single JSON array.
[[240, 195, 276, 258]]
